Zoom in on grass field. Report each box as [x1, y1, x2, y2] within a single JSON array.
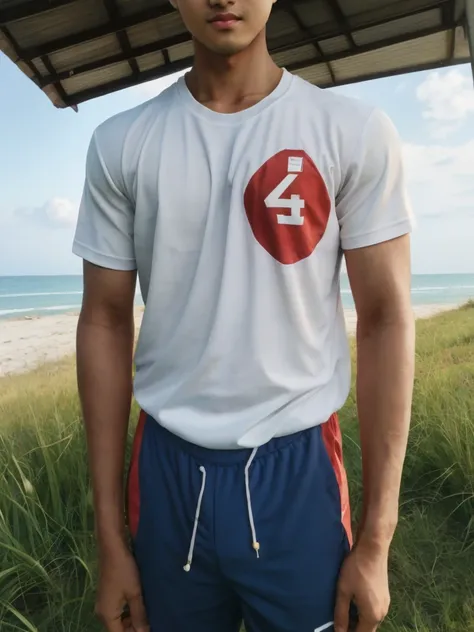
[[0, 303, 473, 631]]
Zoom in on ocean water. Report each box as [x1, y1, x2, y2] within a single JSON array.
[[0, 274, 473, 320]]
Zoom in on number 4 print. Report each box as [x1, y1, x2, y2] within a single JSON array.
[[264, 156, 305, 226]]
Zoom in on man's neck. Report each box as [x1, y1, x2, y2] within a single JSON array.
[[185, 33, 283, 114]]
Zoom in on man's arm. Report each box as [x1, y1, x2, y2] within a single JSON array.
[[334, 235, 414, 632], [77, 261, 136, 551], [346, 234, 415, 549], [77, 262, 148, 631], [333, 106, 415, 631], [73, 124, 148, 630]]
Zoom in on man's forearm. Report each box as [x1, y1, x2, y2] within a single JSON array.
[[355, 314, 415, 550], [77, 314, 134, 551]]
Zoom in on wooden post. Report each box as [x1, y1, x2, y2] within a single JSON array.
[[466, 0, 474, 82]]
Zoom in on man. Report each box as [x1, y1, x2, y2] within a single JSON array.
[[73, 0, 415, 630]]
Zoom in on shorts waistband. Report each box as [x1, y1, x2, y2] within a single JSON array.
[[146, 414, 321, 466]]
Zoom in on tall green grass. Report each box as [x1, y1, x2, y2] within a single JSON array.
[[0, 304, 473, 631]]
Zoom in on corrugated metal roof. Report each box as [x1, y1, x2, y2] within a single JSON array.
[[0, 0, 471, 109]]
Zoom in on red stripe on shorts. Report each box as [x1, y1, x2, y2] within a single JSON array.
[[321, 413, 353, 547]]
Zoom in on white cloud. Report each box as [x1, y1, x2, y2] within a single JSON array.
[[16, 197, 78, 228], [403, 140, 474, 182], [403, 139, 474, 218], [416, 69, 474, 138]]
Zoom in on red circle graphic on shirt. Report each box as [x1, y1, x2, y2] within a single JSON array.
[[243, 149, 331, 265]]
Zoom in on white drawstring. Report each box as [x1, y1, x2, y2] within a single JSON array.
[[244, 447, 260, 558], [183, 449, 260, 572], [183, 465, 206, 572]]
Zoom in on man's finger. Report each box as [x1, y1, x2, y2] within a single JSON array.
[[99, 615, 124, 632], [334, 588, 352, 632], [355, 616, 380, 632], [128, 593, 150, 632]]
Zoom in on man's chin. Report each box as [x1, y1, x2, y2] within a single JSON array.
[[200, 37, 252, 57]]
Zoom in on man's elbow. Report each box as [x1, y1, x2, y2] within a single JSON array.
[[356, 300, 414, 341], [78, 301, 135, 334]]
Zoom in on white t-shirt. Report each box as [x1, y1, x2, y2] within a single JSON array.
[[73, 69, 413, 449]]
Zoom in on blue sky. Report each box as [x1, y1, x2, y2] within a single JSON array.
[[1, 54, 473, 276]]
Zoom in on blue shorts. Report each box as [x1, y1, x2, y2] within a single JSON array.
[[127, 413, 353, 632]]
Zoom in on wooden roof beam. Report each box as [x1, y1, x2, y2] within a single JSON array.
[[16, 0, 449, 62], [0, 0, 80, 25], [17, 0, 295, 61], [102, 0, 140, 76], [64, 18, 458, 107], [287, 4, 337, 84], [38, 2, 459, 88], [324, 0, 358, 49], [19, 4, 175, 60], [63, 55, 193, 106], [39, 31, 191, 87], [286, 21, 457, 73]]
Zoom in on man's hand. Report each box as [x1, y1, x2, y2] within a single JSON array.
[[95, 545, 149, 632], [334, 541, 390, 632]]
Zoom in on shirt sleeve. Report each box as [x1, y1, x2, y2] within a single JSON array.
[[72, 129, 136, 270], [336, 107, 414, 251]]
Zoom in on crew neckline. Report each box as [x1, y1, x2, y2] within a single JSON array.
[[176, 68, 294, 125]]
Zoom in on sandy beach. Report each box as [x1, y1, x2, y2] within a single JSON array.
[[0, 304, 457, 378]]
